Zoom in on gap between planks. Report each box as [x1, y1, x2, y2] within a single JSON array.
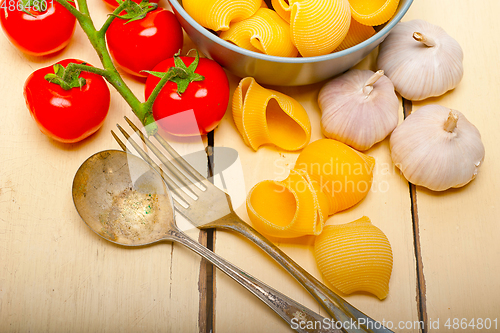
[[403, 98, 428, 333], [198, 131, 216, 333]]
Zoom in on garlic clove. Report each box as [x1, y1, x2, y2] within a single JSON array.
[[390, 105, 485, 191], [377, 19, 464, 101], [318, 69, 399, 151]]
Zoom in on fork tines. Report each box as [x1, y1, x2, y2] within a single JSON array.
[[112, 116, 209, 209]]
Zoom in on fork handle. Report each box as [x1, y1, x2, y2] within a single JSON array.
[[166, 227, 339, 333], [202, 212, 394, 333]]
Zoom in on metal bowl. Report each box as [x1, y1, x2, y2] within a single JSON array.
[[168, 0, 413, 86]]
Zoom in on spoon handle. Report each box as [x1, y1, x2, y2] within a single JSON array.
[[167, 227, 338, 333]]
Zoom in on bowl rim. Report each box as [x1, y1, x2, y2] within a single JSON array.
[[168, 0, 414, 64]]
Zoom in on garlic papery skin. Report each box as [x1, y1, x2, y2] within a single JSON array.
[[390, 105, 485, 191], [318, 69, 399, 151], [377, 19, 464, 101]]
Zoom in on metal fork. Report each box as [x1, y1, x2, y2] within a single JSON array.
[[114, 116, 394, 333]]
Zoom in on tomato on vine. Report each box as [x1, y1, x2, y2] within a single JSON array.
[[144, 52, 230, 136], [24, 59, 111, 143], [106, 2, 183, 78], [0, 0, 76, 56]]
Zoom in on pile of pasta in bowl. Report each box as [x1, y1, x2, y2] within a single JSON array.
[[182, 0, 399, 58]]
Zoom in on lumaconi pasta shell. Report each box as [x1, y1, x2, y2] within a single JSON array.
[[349, 0, 399, 26], [232, 77, 311, 151], [247, 169, 328, 238], [314, 216, 393, 299], [294, 139, 375, 215], [335, 17, 375, 52], [272, 0, 351, 57], [219, 8, 298, 57], [271, 0, 291, 23], [183, 0, 262, 31], [246, 139, 374, 239]]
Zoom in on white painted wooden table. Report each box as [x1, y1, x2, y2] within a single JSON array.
[[1, 0, 499, 332]]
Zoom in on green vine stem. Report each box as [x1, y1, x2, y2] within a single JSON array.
[[99, 1, 128, 36], [67, 62, 108, 77], [53, 0, 168, 134]]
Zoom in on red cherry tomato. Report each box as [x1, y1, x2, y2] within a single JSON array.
[[145, 55, 230, 136], [24, 59, 111, 143], [106, 8, 183, 77], [0, 0, 76, 56], [102, 0, 159, 9]]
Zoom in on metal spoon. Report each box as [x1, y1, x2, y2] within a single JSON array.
[[72, 150, 337, 333]]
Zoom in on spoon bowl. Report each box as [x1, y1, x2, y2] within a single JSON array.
[[72, 150, 173, 246]]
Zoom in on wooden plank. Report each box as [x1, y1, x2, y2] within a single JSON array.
[[212, 51, 420, 331], [0, 2, 201, 332], [405, 0, 500, 330]]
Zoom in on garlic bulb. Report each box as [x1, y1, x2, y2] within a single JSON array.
[[377, 19, 464, 101], [390, 105, 485, 191], [318, 69, 399, 151]]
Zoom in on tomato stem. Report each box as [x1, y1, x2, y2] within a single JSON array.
[[143, 67, 187, 110], [98, 1, 128, 37], [54, 0, 85, 21], [76, 0, 90, 16], [54, 0, 158, 135], [68, 63, 108, 77], [44, 63, 87, 90], [143, 51, 205, 111], [108, 0, 158, 24]]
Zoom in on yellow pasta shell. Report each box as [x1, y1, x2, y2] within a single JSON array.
[[247, 169, 328, 238], [232, 77, 311, 151], [219, 8, 298, 57], [349, 0, 399, 26], [246, 139, 374, 239], [272, 0, 351, 57], [314, 216, 393, 299], [183, 0, 262, 31], [271, 0, 291, 23], [335, 17, 375, 52], [294, 139, 375, 215]]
